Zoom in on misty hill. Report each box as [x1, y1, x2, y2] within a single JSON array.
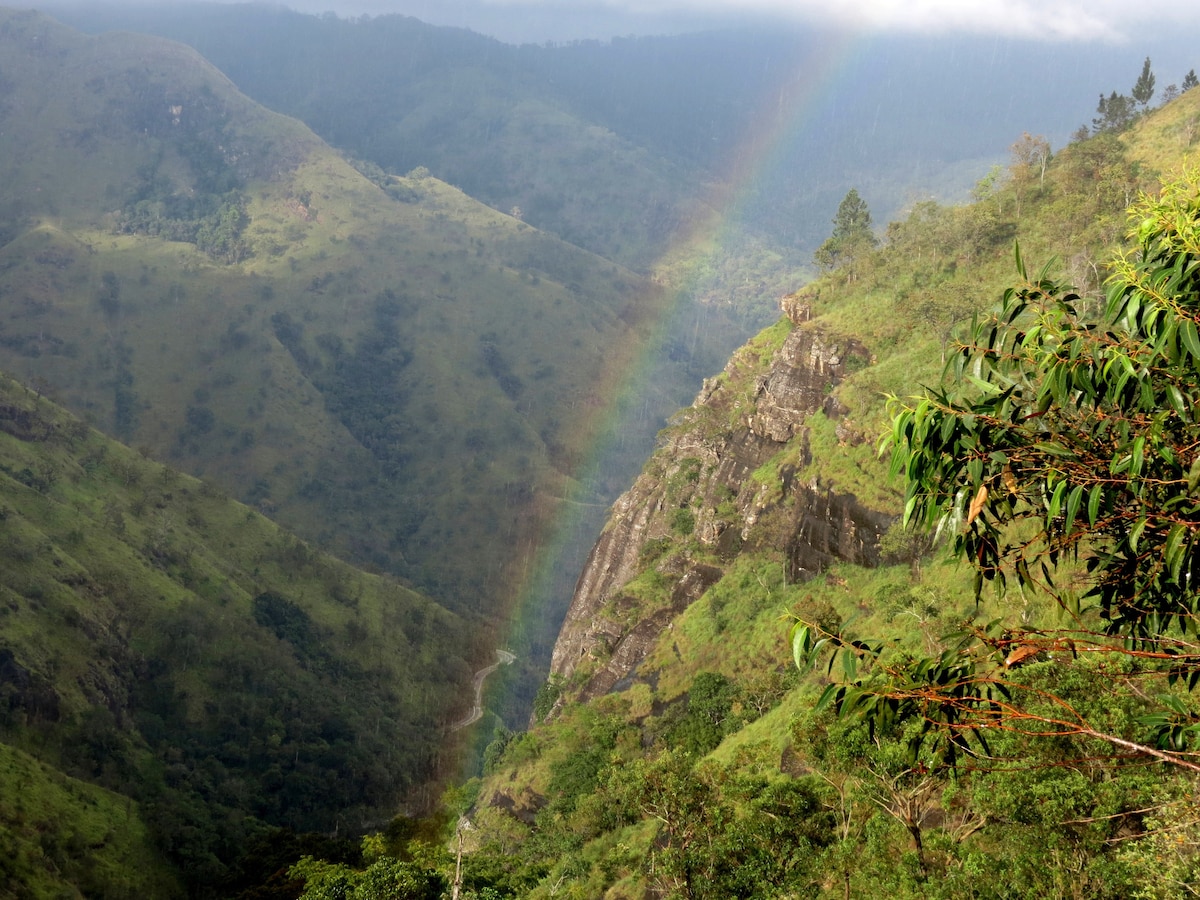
[[50, 3, 714, 274], [47, 3, 1200, 268], [0, 6, 705, 644]]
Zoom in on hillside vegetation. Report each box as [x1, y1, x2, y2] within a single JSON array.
[[293, 71, 1200, 900], [0, 367, 484, 895], [0, 7, 700, 641], [4, 7, 1200, 897]]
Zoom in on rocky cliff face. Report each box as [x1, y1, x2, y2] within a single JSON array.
[[547, 296, 892, 707]]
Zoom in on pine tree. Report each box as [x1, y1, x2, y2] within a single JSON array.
[[813, 188, 877, 277], [1093, 91, 1135, 134], [1184, 69, 1199, 92], [1132, 57, 1156, 109]]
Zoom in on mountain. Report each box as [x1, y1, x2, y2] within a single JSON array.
[[410, 81, 1200, 898], [44, 4, 1200, 266], [4, 5, 1200, 895], [45, 3, 719, 275], [0, 6, 697, 646]]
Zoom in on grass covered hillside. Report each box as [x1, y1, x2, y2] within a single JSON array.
[[0, 368, 478, 895], [0, 8, 688, 632], [282, 75, 1200, 900]]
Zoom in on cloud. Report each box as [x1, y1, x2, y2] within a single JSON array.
[[785, 0, 1121, 41], [231, 0, 1198, 45], [415, 0, 1178, 42]]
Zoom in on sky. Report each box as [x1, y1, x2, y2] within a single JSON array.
[[248, 0, 1196, 44]]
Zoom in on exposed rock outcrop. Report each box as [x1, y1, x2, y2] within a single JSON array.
[[546, 299, 892, 709]]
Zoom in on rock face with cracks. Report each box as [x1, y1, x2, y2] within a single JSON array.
[[546, 296, 892, 711]]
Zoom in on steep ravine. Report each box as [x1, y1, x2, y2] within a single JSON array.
[[546, 296, 893, 709]]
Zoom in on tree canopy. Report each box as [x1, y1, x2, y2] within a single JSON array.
[[813, 188, 877, 277], [795, 171, 1200, 772]]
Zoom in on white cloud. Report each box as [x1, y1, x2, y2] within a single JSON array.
[[788, 0, 1121, 41]]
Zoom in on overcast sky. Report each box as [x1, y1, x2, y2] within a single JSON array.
[[243, 0, 1198, 43]]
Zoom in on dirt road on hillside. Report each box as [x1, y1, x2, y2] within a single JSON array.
[[450, 649, 515, 731]]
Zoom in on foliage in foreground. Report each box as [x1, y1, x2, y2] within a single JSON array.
[[796, 171, 1200, 774]]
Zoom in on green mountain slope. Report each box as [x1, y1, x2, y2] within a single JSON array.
[[0, 368, 478, 893], [44, 4, 719, 274], [429, 84, 1200, 898], [0, 7, 680, 628], [0, 741, 180, 898]]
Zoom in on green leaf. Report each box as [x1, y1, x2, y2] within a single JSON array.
[[1167, 385, 1188, 419], [1033, 441, 1073, 459], [1129, 517, 1148, 553], [841, 649, 858, 682], [1188, 457, 1200, 495], [1182, 318, 1200, 360], [1165, 523, 1188, 583], [815, 683, 843, 713], [1064, 484, 1084, 536], [964, 373, 1002, 395], [791, 624, 810, 671], [1087, 484, 1103, 526], [1047, 479, 1067, 521]]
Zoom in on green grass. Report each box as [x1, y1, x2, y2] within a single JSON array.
[[0, 741, 180, 898], [0, 372, 482, 890]]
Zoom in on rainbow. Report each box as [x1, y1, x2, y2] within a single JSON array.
[[474, 27, 870, 747]]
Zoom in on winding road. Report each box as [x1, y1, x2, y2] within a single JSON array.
[[450, 649, 516, 731]]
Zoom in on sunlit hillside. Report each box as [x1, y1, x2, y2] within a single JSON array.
[[413, 76, 1200, 900], [4, 3, 1200, 896]]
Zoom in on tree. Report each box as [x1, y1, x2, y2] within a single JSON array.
[[606, 751, 833, 899], [1132, 56, 1156, 109], [814, 188, 877, 281], [670, 671, 742, 754], [1009, 133, 1051, 217], [290, 836, 447, 900], [970, 164, 1005, 211], [1184, 69, 1199, 92], [793, 172, 1200, 773], [1093, 91, 1135, 133]]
